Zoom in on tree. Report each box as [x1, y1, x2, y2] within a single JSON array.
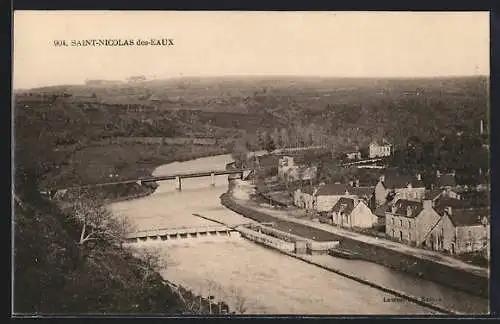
[[263, 132, 276, 152], [230, 139, 249, 168], [66, 191, 133, 249]]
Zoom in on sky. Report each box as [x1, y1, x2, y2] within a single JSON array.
[[13, 11, 490, 89]]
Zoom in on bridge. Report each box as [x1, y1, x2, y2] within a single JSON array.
[[44, 168, 252, 193]]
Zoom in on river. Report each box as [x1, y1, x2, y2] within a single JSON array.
[[109, 153, 488, 315]]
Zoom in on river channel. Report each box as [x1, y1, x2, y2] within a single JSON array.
[[109, 154, 488, 315]]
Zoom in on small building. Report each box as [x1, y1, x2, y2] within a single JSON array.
[[368, 140, 392, 158], [278, 155, 296, 179], [293, 186, 317, 210], [423, 206, 490, 255], [345, 151, 362, 160], [374, 173, 426, 207], [385, 199, 440, 246], [278, 155, 317, 181], [331, 197, 378, 229]]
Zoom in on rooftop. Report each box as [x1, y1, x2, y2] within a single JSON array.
[[331, 197, 356, 215], [436, 174, 457, 187], [382, 173, 425, 189], [389, 199, 423, 218], [447, 208, 491, 227], [435, 195, 490, 215], [349, 186, 375, 198], [316, 183, 350, 196]]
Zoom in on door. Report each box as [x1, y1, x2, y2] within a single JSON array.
[[399, 231, 403, 241], [451, 243, 455, 254]]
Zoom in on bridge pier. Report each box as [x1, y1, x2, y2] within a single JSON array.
[[210, 172, 215, 186], [175, 176, 182, 192]]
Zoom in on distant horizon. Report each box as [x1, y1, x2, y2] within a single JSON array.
[[14, 74, 490, 91], [14, 12, 489, 89]]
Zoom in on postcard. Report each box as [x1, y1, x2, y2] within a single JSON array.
[[12, 11, 490, 316]]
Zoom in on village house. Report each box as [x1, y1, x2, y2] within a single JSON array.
[[423, 206, 490, 255], [374, 173, 426, 207], [278, 155, 317, 182], [345, 151, 362, 161], [385, 199, 440, 246], [368, 140, 392, 158], [293, 186, 317, 211], [330, 197, 378, 229]]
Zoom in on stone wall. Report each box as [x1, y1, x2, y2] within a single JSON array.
[[338, 237, 489, 298]]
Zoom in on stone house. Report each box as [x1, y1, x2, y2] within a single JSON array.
[[385, 199, 440, 246], [374, 173, 426, 207], [423, 206, 490, 255], [293, 186, 317, 211], [368, 140, 392, 158], [331, 197, 378, 229]]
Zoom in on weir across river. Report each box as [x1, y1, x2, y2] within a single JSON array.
[[108, 153, 489, 315]]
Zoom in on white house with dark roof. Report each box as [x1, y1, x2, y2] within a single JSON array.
[[368, 140, 392, 158], [330, 197, 378, 229]]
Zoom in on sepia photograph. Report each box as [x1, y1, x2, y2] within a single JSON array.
[[12, 11, 491, 316]]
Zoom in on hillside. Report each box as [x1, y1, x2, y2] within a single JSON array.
[[21, 76, 488, 142]]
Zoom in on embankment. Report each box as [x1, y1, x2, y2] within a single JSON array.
[[220, 193, 489, 299]]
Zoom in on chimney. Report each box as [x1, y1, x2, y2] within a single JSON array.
[[355, 179, 360, 187], [416, 173, 422, 181], [450, 170, 456, 177], [349, 180, 354, 187], [423, 199, 432, 210], [379, 175, 385, 183], [480, 119, 484, 135], [445, 206, 452, 215], [436, 170, 441, 178]]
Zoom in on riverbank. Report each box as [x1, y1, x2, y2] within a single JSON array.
[[220, 193, 489, 301]]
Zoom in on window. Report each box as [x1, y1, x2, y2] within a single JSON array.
[[392, 230, 395, 237], [392, 218, 394, 225], [408, 220, 411, 228], [400, 219, 403, 227], [408, 232, 411, 241], [468, 230, 472, 238]]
